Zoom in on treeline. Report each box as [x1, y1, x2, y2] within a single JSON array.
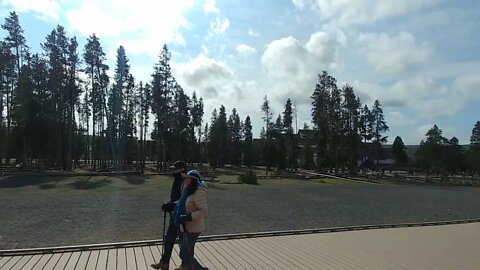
[[248, 71, 390, 174], [0, 11, 393, 172], [0, 11, 209, 170], [413, 123, 480, 176]]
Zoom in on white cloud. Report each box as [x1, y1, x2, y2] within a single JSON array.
[[294, 0, 440, 26], [210, 16, 230, 34], [306, 31, 338, 64], [236, 44, 257, 57], [260, 31, 345, 106], [248, 28, 260, 37], [2, 0, 60, 20], [453, 73, 480, 99], [65, 0, 194, 57], [204, 0, 220, 14], [386, 111, 415, 126], [291, 0, 309, 9], [175, 54, 233, 87], [358, 32, 432, 75], [262, 32, 341, 79]]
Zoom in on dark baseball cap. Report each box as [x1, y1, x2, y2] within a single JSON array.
[[173, 160, 187, 169]]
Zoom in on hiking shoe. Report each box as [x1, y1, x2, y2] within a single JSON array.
[[151, 261, 169, 270], [173, 266, 185, 270]]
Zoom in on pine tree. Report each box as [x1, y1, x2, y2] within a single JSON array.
[[66, 36, 81, 170], [172, 83, 191, 161], [191, 91, 204, 163], [2, 11, 27, 164], [467, 121, 480, 173], [226, 108, 242, 166], [243, 116, 253, 167], [151, 44, 174, 171], [283, 99, 297, 170], [311, 71, 336, 170], [392, 136, 408, 166], [42, 25, 71, 169], [470, 121, 480, 145], [261, 95, 274, 172], [341, 85, 361, 174], [371, 100, 389, 164], [83, 34, 108, 168]]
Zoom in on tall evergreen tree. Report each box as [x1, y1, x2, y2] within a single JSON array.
[[83, 34, 108, 168], [470, 121, 480, 145], [109, 45, 135, 164], [42, 25, 71, 169], [341, 85, 361, 173], [261, 95, 274, 172], [467, 121, 480, 173], [392, 136, 408, 166], [227, 108, 242, 166], [243, 115, 253, 167], [415, 125, 447, 174], [371, 100, 389, 164], [151, 44, 174, 171], [283, 98, 297, 170], [191, 91, 204, 163], [2, 11, 27, 164], [311, 71, 336, 170], [172, 83, 191, 161]]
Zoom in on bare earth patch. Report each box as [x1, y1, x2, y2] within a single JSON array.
[[1, 174, 480, 249]]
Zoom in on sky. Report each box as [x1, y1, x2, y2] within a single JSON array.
[[1, 0, 479, 144]]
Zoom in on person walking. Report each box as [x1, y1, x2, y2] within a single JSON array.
[[174, 170, 208, 270], [151, 161, 187, 270]]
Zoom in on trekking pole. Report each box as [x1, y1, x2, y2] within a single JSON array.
[[162, 210, 167, 256]]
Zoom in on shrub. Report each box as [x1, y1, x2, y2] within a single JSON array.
[[238, 170, 258, 185]]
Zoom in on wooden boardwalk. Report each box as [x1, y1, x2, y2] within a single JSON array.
[[1, 222, 479, 270]]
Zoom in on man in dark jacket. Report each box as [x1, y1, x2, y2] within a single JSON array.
[[151, 161, 187, 270]]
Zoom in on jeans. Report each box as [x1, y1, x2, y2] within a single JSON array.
[[179, 231, 206, 270], [161, 212, 182, 263]]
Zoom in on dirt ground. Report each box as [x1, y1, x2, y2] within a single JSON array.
[[1, 173, 480, 249]]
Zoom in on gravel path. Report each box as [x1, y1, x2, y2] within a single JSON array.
[[1, 175, 480, 249]]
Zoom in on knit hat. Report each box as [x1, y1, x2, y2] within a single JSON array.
[[186, 170, 203, 181]]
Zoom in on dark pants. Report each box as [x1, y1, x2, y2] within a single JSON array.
[[179, 231, 206, 270], [160, 212, 182, 263]]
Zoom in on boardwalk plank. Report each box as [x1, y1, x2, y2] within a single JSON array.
[[256, 236, 314, 270], [133, 247, 147, 270], [5, 222, 480, 270], [20, 255, 42, 270], [141, 247, 154, 268], [195, 243, 223, 270], [116, 249, 126, 270], [125, 248, 136, 270], [74, 252, 90, 270], [64, 252, 81, 270], [95, 250, 108, 270], [148, 246, 160, 266], [277, 234, 354, 270], [2, 256, 22, 270], [85, 250, 99, 270], [200, 241, 238, 270], [106, 249, 116, 270], [42, 253, 63, 270], [228, 239, 275, 270], [32, 254, 53, 270], [171, 245, 181, 267], [187, 243, 212, 269], [0, 257, 12, 269], [53, 252, 72, 270], [213, 240, 250, 269], [10, 255, 33, 270]]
